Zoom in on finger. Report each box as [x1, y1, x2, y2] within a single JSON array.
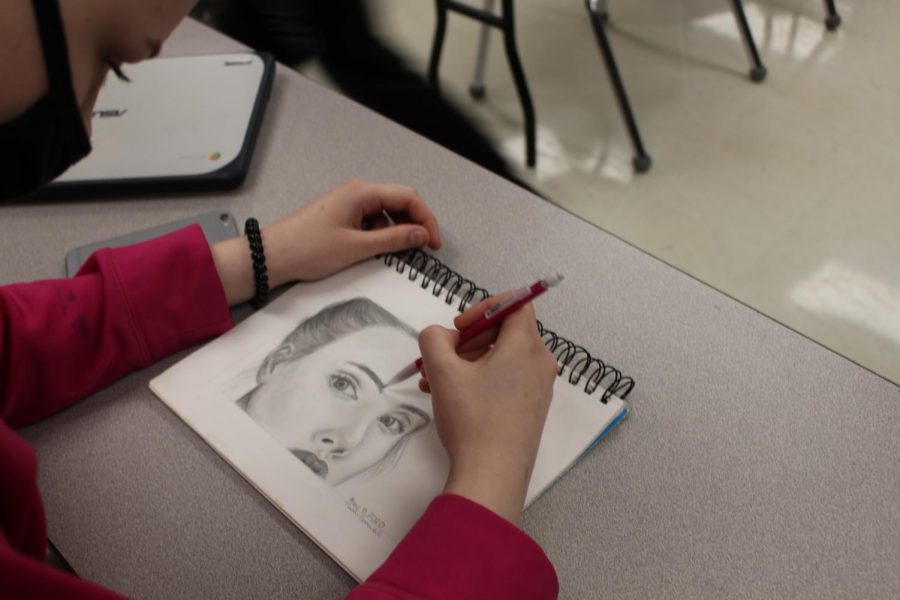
[[383, 211, 411, 226], [362, 212, 392, 231], [355, 181, 442, 249], [457, 346, 492, 363], [418, 377, 431, 394], [455, 324, 500, 355], [353, 223, 433, 256], [453, 291, 515, 331], [492, 303, 541, 349], [418, 325, 461, 373]]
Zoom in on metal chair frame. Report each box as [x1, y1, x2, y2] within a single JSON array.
[[429, 0, 537, 166], [428, 0, 841, 173]]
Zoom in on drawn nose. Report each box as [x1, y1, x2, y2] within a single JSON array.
[[312, 431, 342, 457], [313, 423, 366, 457]]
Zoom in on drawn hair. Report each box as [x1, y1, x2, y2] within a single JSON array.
[[257, 297, 419, 381], [253, 297, 430, 484]]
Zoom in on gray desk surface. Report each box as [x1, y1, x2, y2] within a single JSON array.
[[3, 19, 898, 600]]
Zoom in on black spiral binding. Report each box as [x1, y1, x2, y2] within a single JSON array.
[[382, 250, 635, 404]]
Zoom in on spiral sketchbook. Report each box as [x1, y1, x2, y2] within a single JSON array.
[[150, 251, 633, 581]]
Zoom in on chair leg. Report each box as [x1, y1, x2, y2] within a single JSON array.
[[585, 0, 651, 173], [500, 0, 537, 167], [595, 0, 609, 22], [824, 0, 841, 31], [428, 0, 449, 94], [728, 0, 767, 82], [470, 0, 496, 99]]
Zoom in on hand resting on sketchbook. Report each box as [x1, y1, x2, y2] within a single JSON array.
[[1, 0, 557, 594], [1, 179, 559, 599], [208, 178, 558, 527]]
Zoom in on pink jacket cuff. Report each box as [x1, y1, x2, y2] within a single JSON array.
[[352, 494, 559, 599]]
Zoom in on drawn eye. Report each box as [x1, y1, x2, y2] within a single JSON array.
[[329, 373, 358, 400], [378, 412, 411, 435]]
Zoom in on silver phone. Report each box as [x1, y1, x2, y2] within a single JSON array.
[[65, 210, 239, 276]]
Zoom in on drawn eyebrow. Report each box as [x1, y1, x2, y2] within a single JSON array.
[[348, 362, 384, 392], [399, 404, 430, 425]]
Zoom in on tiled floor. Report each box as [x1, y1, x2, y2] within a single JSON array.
[[301, 0, 900, 385]]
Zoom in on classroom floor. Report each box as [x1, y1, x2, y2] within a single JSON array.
[[299, 0, 900, 386]]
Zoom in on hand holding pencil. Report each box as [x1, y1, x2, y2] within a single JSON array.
[[386, 274, 563, 387], [415, 291, 560, 525]]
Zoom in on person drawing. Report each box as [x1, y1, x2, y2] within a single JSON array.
[[0, 0, 560, 598], [239, 298, 432, 486]]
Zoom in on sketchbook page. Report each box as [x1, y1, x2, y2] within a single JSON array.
[[525, 378, 625, 506], [150, 258, 625, 580]]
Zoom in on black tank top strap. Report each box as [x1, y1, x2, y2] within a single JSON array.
[[31, 0, 77, 97]]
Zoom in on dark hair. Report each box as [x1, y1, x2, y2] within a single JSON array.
[[257, 297, 418, 381]]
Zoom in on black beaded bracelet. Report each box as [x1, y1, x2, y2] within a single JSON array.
[[244, 218, 269, 309]]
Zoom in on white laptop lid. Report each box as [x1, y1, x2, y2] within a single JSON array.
[[44, 52, 273, 196]]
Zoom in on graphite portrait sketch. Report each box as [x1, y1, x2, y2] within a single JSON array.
[[235, 298, 434, 488], [150, 257, 628, 581]]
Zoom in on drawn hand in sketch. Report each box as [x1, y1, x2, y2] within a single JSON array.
[[241, 298, 432, 486]]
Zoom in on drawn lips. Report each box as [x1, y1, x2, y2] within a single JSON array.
[[293, 450, 329, 478]]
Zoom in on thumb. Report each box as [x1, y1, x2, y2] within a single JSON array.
[[358, 224, 429, 255], [418, 325, 461, 377]]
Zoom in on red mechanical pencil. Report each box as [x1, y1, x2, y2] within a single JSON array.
[[384, 273, 564, 386]]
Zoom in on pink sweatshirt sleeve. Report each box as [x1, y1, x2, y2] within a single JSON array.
[[0, 545, 127, 600], [348, 494, 559, 600], [1, 225, 234, 599], [0, 225, 233, 428], [1, 230, 557, 599]]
